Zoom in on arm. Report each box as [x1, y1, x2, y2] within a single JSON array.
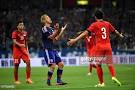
[[55, 24, 67, 40], [25, 37, 29, 51], [114, 30, 124, 38], [48, 23, 60, 39], [109, 23, 124, 38], [67, 30, 89, 46]]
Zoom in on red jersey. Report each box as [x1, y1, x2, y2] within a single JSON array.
[[12, 30, 30, 63], [85, 34, 95, 56], [87, 20, 115, 50], [12, 30, 27, 49]]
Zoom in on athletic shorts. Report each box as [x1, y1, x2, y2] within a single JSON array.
[[94, 48, 113, 64], [43, 49, 62, 66], [13, 47, 30, 64]]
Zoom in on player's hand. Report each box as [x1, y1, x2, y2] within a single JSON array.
[[61, 24, 67, 31], [19, 44, 25, 47], [67, 39, 76, 46], [54, 23, 60, 30], [119, 33, 124, 38]]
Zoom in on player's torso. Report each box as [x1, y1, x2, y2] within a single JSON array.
[[94, 21, 112, 49], [41, 26, 54, 49], [13, 30, 27, 44], [12, 30, 27, 52]]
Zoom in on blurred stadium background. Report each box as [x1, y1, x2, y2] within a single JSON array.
[[0, 0, 135, 59], [0, 0, 135, 89]]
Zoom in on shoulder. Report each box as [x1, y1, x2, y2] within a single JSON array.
[[42, 26, 48, 33], [12, 30, 17, 34], [12, 30, 18, 38], [89, 22, 98, 29], [103, 21, 111, 25], [91, 22, 97, 26], [90, 22, 99, 28], [23, 31, 27, 36]]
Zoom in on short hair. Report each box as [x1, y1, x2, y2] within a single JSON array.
[[94, 9, 104, 19], [41, 14, 48, 23], [16, 20, 23, 26]]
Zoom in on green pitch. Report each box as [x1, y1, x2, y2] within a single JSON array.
[[0, 65, 135, 90]]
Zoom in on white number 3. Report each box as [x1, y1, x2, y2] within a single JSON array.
[[101, 27, 106, 39]]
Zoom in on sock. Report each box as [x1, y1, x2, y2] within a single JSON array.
[[108, 65, 115, 77], [57, 68, 63, 83], [14, 65, 19, 81], [26, 70, 31, 79], [47, 70, 53, 81], [89, 64, 93, 73], [92, 64, 97, 68], [26, 65, 31, 79], [96, 65, 103, 84], [14, 71, 18, 81]]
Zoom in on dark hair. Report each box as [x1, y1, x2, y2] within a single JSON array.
[[16, 17, 24, 26], [94, 9, 104, 19]]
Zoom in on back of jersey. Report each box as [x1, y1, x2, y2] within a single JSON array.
[[88, 21, 115, 50]]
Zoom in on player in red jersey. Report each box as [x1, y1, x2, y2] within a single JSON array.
[[12, 20, 33, 84], [67, 9, 123, 87], [77, 31, 96, 75], [85, 33, 96, 75]]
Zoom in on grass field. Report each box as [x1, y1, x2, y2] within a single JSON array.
[[0, 65, 135, 90]]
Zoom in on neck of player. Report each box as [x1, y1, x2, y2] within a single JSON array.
[[45, 23, 51, 27], [18, 29, 23, 32], [97, 19, 103, 21]]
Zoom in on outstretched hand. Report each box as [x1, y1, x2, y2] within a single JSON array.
[[67, 39, 76, 46], [119, 33, 124, 38], [61, 24, 67, 31]]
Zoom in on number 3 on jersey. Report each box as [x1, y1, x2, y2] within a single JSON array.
[[101, 27, 106, 39]]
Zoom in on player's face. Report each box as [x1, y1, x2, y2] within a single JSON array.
[[17, 22, 25, 30], [45, 15, 52, 24]]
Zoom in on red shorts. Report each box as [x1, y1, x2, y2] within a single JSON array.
[[94, 46, 113, 64], [13, 47, 30, 64]]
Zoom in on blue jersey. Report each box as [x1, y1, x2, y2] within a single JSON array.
[[41, 26, 62, 66], [41, 26, 55, 49]]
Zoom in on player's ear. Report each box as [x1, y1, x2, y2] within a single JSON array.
[[67, 38, 71, 41], [17, 25, 19, 29]]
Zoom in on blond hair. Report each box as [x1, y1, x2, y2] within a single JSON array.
[[41, 14, 48, 23]]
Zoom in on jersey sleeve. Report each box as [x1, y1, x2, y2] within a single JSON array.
[[87, 23, 96, 33], [24, 31, 28, 40], [109, 23, 115, 32], [12, 31, 17, 39]]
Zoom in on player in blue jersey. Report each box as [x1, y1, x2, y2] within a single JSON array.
[[40, 14, 67, 86]]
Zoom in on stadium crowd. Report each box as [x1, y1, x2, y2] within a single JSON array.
[[0, 0, 135, 58]]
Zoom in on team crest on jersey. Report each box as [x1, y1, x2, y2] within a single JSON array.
[[86, 36, 91, 42], [23, 34, 26, 37], [18, 33, 25, 40], [20, 36, 24, 40]]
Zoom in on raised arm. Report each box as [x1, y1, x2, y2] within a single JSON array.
[[48, 23, 60, 39], [55, 24, 67, 40]]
